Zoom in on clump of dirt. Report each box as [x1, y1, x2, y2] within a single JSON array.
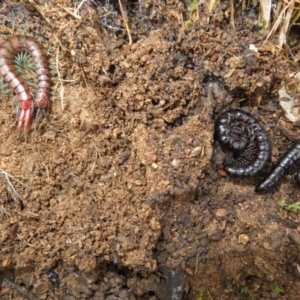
[[0, 0, 300, 299]]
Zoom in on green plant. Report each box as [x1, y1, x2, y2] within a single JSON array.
[[273, 282, 284, 294], [278, 198, 300, 214], [278, 197, 287, 212], [240, 286, 248, 294], [189, 0, 198, 14], [185, 0, 199, 29], [287, 202, 300, 213]]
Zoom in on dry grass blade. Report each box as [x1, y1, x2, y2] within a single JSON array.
[[58, 0, 88, 20], [74, 0, 88, 15], [27, 0, 52, 26], [208, 0, 217, 14], [230, 0, 235, 29], [290, 4, 300, 26], [263, 0, 295, 46]]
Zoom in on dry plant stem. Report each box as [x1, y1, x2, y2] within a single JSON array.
[[113, 0, 132, 62], [283, 0, 300, 4], [291, 6, 300, 26], [74, 0, 88, 15], [58, 2, 82, 19], [80, 65, 88, 87], [55, 47, 64, 111], [260, 0, 271, 31], [263, 0, 294, 46], [27, 0, 52, 26], [0, 169, 27, 204], [272, 1, 282, 25], [1, 204, 11, 216], [279, 0, 295, 48], [54, 46, 77, 112], [3, 277, 38, 300], [208, 0, 217, 13]]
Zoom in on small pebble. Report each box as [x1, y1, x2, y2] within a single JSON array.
[[262, 242, 273, 250], [185, 267, 194, 276], [238, 234, 249, 245], [151, 154, 157, 162], [270, 240, 282, 250], [214, 208, 227, 218], [288, 230, 300, 250], [152, 163, 158, 169], [171, 159, 179, 168], [209, 232, 223, 242], [267, 212, 281, 221], [189, 146, 203, 157]]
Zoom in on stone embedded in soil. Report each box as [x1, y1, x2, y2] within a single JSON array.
[[160, 267, 187, 300], [288, 230, 300, 250], [189, 146, 203, 158], [214, 208, 227, 218], [209, 232, 223, 242], [263, 242, 273, 250], [238, 234, 250, 245]]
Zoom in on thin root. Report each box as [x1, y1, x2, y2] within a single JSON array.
[[0, 169, 28, 207]]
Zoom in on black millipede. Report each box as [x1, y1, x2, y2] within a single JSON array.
[[215, 109, 271, 177], [256, 141, 300, 192]]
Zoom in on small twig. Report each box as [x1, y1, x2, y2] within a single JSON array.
[[207, 290, 214, 300], [55, 47, 61, 88], [118, 0, 132, 45], [0, 169, 28, 188], [80, 65, 88, 87], [59, 85, 64, 112], [74, 0, 88, 15], [43, 164, 50, 180], [4, 277, 39, 300], [113, 0, 132, 62], [230, 0, 235, 29], [0, 204, 11, 216], [58, 4, 81, 20], [55, 47, 64, 111], [91, 141, 102, 161]]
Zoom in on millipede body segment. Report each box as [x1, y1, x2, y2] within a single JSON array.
[[256, 141, 300, 192], [215, 109, 271, 177]]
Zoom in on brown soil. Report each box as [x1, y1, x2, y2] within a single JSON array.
[[0, 0, 300, 299]]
